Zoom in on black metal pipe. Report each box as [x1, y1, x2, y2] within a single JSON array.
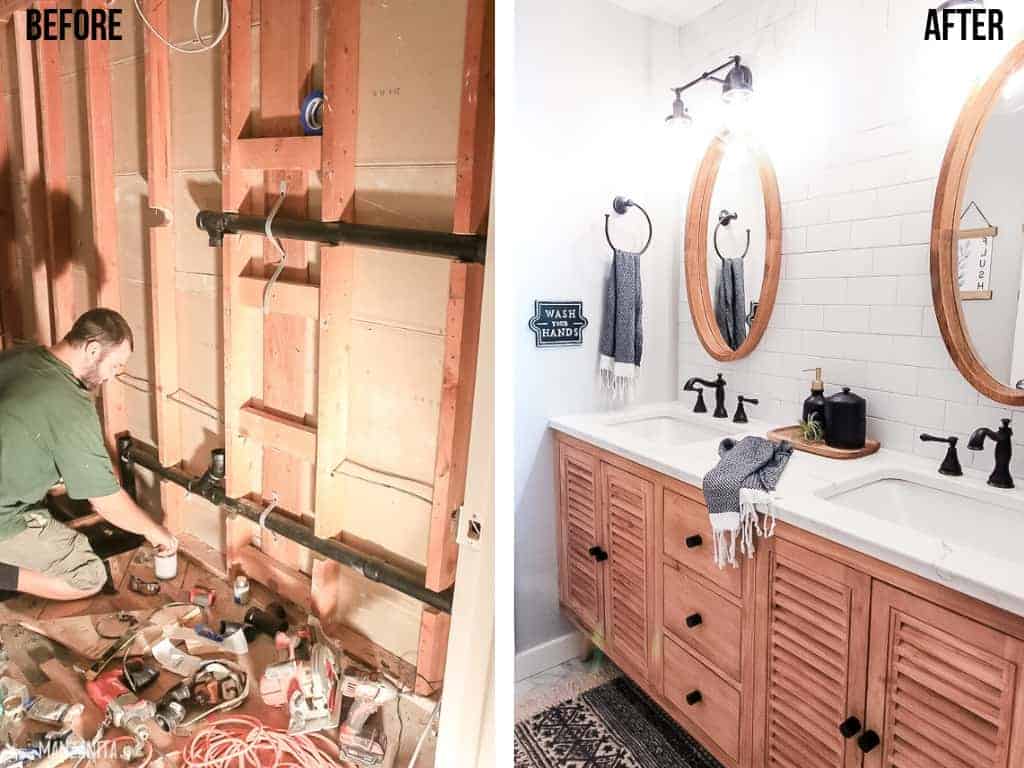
[[116, 435, 137, 502], [121, 439, 453, 614], [195, 210, 486, 264]]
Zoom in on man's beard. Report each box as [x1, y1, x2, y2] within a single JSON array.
[[79, 362, 105, 390]]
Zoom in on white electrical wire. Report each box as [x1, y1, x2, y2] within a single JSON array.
[[132, 0, 230, 54], [262, 181, 290, 315], [406, 700, 440, 768]]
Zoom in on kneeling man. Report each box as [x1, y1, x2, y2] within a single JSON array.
[[0, 308, 176, 600]]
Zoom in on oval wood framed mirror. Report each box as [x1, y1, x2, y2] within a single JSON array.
[[932, 40, 1024, 406], [684, 131, 782, 361]]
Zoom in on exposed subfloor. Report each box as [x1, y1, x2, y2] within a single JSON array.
[[0, 545, 438, 767]]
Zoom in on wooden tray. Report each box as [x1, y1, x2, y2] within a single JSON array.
[[767, 425, 880, 460]]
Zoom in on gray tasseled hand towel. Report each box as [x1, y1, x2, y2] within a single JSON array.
[[599, 249, 643, 398], [702, 436, 793, 567], [715, 258, 747, 350]]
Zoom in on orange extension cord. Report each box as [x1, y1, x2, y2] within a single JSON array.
[[181, 715, 341, 768]]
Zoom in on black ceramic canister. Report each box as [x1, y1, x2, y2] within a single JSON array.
[[824, 387, 866, 450]]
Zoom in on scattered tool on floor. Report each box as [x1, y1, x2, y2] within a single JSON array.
[[128, 574, 161, 596], [244, 602, 288, 639], [84, 667, 156, 758], [24, 695, 83, 727], [188, 586, 217, 608], [337, 669, 399, 767], [259, 627, 342, 735]]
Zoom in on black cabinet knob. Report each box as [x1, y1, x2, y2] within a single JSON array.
[[685, 690, 702, 706], [685, 534, 702, 549], [685, 613, 703, 628], [838, 716, 862, 739], [588, 546, 608, 562], [857, 730, 880, 753]]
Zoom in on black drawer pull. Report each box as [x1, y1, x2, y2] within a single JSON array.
[[685, 534, 702, 549], [588, 546, 608, 562], [857, 731, 880, 753], [839, 716, 861, 739], [685, 613, 703, 628], [685, 690, 702, 706]]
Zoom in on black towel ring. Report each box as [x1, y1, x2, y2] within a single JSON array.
[[714, 208, 750, 262], [605, 196, 652, 255]]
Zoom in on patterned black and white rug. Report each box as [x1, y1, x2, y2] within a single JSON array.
[[514, 676, 725, 768]]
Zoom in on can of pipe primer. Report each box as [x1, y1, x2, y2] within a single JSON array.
[[154, 550, 178, 580]]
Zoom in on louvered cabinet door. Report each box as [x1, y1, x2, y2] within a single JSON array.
[[600, 463, 655, 684], [758, 538, 871, 768], [557, 443, 605, 636], [864, 583, 1024, 768]]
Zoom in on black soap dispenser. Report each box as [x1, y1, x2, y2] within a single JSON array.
[[802, 367, 827, 427]]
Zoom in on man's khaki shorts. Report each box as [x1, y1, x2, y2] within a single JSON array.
[[0, 509, 106, 592]]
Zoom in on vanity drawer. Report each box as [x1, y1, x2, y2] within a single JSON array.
[[663, 564, 741, 681], [663, 489, 742, 597], [663, 634, 740, 761]]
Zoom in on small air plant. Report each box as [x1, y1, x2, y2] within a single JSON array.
[[798, 418, 825, 444]]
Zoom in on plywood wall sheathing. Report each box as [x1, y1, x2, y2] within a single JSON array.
[[142, 0, 183, 532], [12, 12, 53, 345]]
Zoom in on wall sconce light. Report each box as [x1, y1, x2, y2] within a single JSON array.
[[665, 55, 754, 130], [666, 89, 693, 130]]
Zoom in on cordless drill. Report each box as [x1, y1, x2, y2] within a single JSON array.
[[337, 671, 398, 767]]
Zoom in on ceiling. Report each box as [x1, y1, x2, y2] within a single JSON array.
[[605, 0, 724, 28]]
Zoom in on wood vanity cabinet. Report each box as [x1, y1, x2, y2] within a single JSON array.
[[556, 442, 605, 638], [756, 529, 1024, 768], [554, 430, 1024, 768], [555, 432, 753, 767]]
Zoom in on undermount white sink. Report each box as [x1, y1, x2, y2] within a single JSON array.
[[606, 415, 734, 445], [820, 472, 1024, 562]]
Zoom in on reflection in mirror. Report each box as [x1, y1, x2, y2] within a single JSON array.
[[705, 146, 767, 351], [684, 130, 780, 363], [959, 60, 1024, 388]]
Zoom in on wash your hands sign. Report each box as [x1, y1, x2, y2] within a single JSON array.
[[529, 301, 589, 347]]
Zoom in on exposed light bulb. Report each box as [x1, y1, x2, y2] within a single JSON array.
[[1002, 69, 1024, 113], [665, 93, 692, 131]]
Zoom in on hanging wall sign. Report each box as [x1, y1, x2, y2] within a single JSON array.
[[529, 301, 588, 347], [957, 226, 997, 301]]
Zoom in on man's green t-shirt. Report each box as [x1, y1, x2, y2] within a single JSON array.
[[0, 346, 119, 540]]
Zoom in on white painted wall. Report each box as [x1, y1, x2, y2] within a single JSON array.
[[512, 0, 681, 664], [673, 1, 1024, 475]]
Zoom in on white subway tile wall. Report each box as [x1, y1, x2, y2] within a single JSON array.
[[672, 0, 1024, 474]]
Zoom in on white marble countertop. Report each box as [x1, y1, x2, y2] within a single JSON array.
[[550, 401, 1024, 619]]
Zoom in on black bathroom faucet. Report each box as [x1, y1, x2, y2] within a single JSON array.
[[683, 373, 728, 418], [967, 418, 1014, 489]]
